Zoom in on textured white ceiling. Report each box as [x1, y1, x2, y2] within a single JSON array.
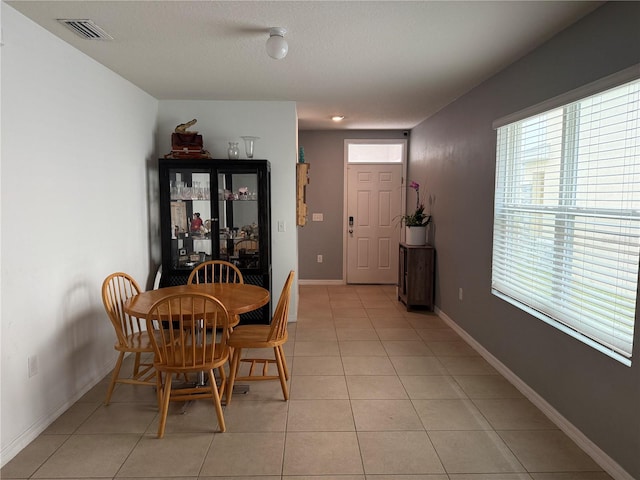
[[7, 1, 602, 130]]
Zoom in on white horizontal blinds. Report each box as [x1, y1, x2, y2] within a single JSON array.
[[492, 78, 640, 362]]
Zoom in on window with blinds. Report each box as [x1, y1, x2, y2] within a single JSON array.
[[492, 76, 640, 365]]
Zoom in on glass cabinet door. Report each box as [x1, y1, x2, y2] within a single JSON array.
[[217, 170, 260, 270], [168, 169, 214, 270], [166, 166, 262, 273]]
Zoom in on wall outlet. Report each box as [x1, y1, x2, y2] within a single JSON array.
[[458, 288, 463, 301], [317, 254, 323, 263], [312, 213, 324, 221], [28, 355, 39, 377]]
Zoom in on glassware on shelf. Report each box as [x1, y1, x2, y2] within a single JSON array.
[[173, 181, 185, 199], [227, 142, 240, 160], [241, 136, 260, 159], [191, 182, 201, 200]]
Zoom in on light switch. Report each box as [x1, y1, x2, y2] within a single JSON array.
[[312, 213, 324, 221], [277, 220, 285, 232]]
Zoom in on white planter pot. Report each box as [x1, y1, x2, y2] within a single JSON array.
[[405, 225, 426, 246]]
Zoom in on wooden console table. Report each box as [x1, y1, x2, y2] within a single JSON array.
[[398, 243, 435, 311]]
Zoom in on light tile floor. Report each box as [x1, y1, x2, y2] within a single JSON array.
[[2, 284, 612, 479]]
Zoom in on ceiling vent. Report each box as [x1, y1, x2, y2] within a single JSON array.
[[57, 19, 113, 40]]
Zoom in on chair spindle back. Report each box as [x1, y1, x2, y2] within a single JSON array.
[[268, 271, 295, 342], [102, 272, 143, 347], [146, 293, 230, 371], [187, 260, 244, 285]]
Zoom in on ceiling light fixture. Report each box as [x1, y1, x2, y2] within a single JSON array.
[[331, 115, 345, 122], [266, 27, 288, 60]]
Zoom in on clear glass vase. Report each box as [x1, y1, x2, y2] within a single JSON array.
[[227, 142, 240, 160], [241, 136, 259, 159]]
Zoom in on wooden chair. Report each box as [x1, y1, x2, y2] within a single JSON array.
[[187, 259, 243, 284], [101, 272, 155, 405], [234, 239, 258, 253], [146, 292, 230, 438], [234, 239, 260, 269], [226, 270, 295, 405], [187, 260, 244, 330]]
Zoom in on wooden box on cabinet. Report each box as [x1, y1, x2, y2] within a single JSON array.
[[398, 243, 434, 311]]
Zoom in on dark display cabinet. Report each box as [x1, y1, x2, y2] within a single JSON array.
[[398, 243, 435, 311], [158, 158, 272, 323]]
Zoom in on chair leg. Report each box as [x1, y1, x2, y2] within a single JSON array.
[[278, 345, 289, 380], [157, 372, 173, 439], [209, 370, 226, 432], [104, 352, 125, 405], [226, 348, 242, 405], [273, 347, 289, 401], [227, 325, 236, 358], [217, 364, 227, 400], [155, 371, 163, 411], [132, 352, 142, 377]]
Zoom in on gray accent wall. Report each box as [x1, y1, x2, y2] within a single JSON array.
[[298, 130, 407, 280], [408, 2, 640, 477]]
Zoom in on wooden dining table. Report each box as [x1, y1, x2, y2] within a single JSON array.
[[124, 282, 270, 320], [124, 282, 270, 395]]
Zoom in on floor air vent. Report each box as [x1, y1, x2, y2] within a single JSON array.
[[57, 19, 113, 40]]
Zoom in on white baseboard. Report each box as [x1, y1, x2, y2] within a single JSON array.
[[435, 306, 633, 480], [0, 360, 114, 468], [298, 279, 345, 285]]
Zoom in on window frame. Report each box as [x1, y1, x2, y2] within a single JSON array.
[[491, 66, 640, 366], [345, 139, 406, 164]]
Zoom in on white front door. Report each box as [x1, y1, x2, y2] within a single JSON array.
[[346, 163, 403, 284]]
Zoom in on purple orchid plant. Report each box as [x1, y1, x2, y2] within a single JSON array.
[[400, 180, 431, 227]]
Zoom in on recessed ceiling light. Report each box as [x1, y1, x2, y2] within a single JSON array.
[[331, 115, 345, 122]]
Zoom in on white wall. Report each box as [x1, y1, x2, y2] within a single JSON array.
[[1, 4, 158, 464], [2, 4, 300, 467], [156, 101, 299, 320]]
